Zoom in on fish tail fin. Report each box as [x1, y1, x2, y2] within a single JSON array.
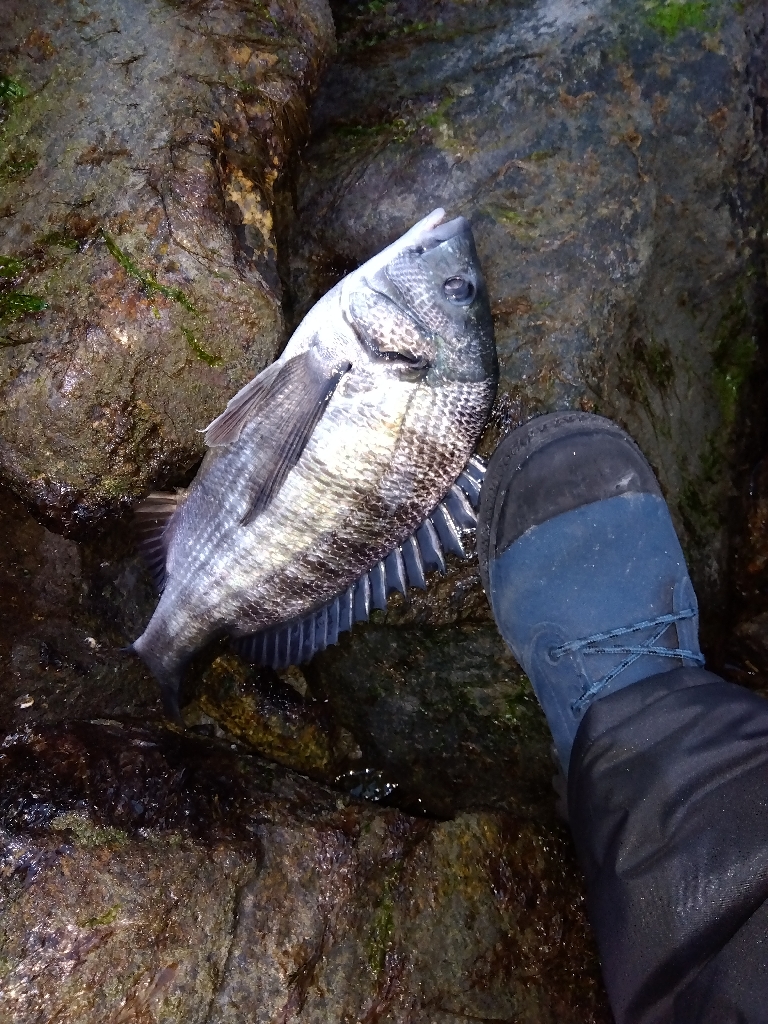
[[132, 632, 185, 727], [158, 682, 184, 727]]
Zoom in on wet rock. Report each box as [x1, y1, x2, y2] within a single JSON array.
[[725, 452, 768, 687], [0, 720, 611, 1023], [241, 0, 768, 823], [0, 481, 604, 1012], [182, 652, 360, 780], [285, 0, 768, 647], [308, 623, 555, 819], [4, 0, 767, 1016], [0, 0, 334, 533], [0, 486, 165, 731]]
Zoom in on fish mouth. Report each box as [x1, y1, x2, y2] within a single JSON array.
[[366, 216, 472, 333], [415, 214, 471, 251]]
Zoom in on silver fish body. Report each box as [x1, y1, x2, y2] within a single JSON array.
[[132, 210, 498, 717]]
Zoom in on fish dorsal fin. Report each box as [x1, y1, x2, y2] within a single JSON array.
[[204, 349, 350, 526], [231, 456, 487, 670], [134, 490, 186, 592]]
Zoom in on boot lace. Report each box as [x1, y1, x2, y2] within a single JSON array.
[[549, 609, 705, 714]]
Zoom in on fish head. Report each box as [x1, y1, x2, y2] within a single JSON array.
[[342, 211, 498, 387]]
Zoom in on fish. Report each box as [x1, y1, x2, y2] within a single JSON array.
[[131, 208, 498, 719]]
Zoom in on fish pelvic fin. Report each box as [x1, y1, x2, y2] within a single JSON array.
[[134, 490, 186, 593], [231, 455, 487, 671]]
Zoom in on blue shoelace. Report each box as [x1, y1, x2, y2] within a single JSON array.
[[549, 609, 705, 714]]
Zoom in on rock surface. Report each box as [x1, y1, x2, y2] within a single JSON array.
[[0, 0, 334, 533], [0, 485, 608, 1020], [285, 0, 768, 641], [0, 486, 162, 733], [256, 0, 768, 816], [0, 721, 610, 1024], [1, 0, 768, 1019], [725, 449, 768, 689]]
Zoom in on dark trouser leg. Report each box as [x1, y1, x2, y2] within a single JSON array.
[[568, 667, 768, 1024]]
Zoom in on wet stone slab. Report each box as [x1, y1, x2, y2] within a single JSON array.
[[0, 487, 609, 1019], [0, 720, 611, 1024]]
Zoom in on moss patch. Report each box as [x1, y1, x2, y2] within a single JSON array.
[[677, 431, 726, 552], [713, 334, 757, 424], [484, 202, 543, 240], [36, 230, 80, 251], [78, 904, 121, 928], [0, 147, 38, 182], [335, 117, 416, 145], [642, 339, 675, 391], [50, 812, 128, 848], [191, 653, 337, 776], [182, 327, 223, 367], [630, 336, 675, 393], [0, 255, 28, 278], [367, 868, 398, 974], [616, 335, 676, 431], [0, 75, 26, 104], [0, 290, 47, 323], [711, 293, 756, 425], [102, 230, 198, 314], [424, 95, 454, 131], [646, 1, 710, 38]]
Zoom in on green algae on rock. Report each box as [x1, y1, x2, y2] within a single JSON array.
[[646, 0, 711, 38], [183, 652, 346, 778], [0, 0, 335, 533], [0, 74, 26, 104], [0, 290, 46, 324]]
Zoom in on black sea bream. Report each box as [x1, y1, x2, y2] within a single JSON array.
[[132, 209, 498, 717]]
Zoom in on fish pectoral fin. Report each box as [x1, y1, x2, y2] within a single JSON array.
[[203, 348, 350, 527], [134, 490, 186, 592], [203, 358, 284, 447], [204, 348, 349, 448]]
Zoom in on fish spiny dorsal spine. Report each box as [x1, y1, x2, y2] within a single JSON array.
[[231, 456, 487, 671]]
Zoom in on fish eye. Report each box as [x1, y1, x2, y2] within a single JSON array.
[[443, 277, 475, 304]]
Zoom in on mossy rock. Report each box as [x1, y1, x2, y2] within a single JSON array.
[[0, 0, 335, 533]]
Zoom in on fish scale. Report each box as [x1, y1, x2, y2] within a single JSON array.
[[236, 454, 489, 670], [233, 380, 483, 626], [132, 210, 498, 718]]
